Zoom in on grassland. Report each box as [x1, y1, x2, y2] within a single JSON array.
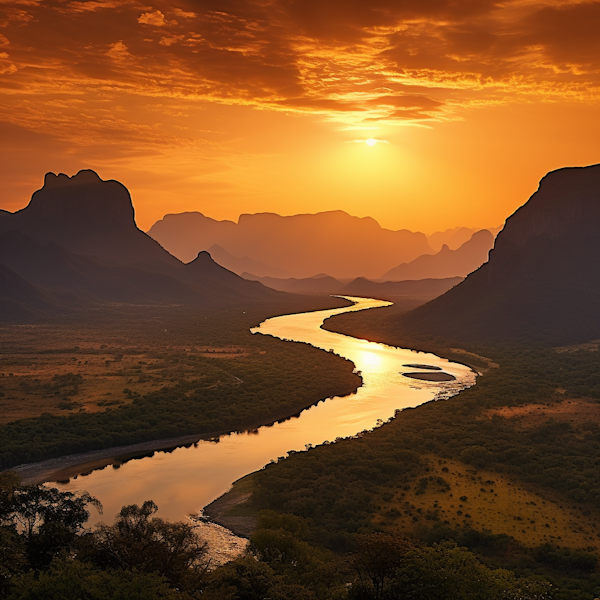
[[373, 456, 600, 549], [0, 335, 250, 423]]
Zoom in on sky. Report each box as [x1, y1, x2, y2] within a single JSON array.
[[0, 0, 598, 233]]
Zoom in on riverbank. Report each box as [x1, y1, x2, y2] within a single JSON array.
[[10, 378, 362, 485], [202, 473, 258, 538]]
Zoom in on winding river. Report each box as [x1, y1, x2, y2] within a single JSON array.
[[56, 297, 476, 524]]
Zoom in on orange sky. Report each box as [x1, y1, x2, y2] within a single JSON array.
[[0, 0, 598, 233]]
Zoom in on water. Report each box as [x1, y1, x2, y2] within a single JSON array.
[[56, 297, 476, 523]]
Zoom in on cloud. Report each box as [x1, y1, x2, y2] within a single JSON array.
[[67, 1, 121, 13], [521, 2, 600, 73], [173, 8, 196, 19], [138, 9, 166, 26], [106, 40, 131, 59], [158, 34, 185, 46], [0, 0, 596, 157]]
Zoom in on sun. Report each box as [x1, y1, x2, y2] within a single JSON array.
[[366, 138, 377, 146]]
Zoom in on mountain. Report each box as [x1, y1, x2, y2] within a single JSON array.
[[0, 170, 179, 273], [243, 272, 461, 302], [146, 211, 237, 264], [427, 226, 503, 252], [340, 277, 463, 301], [242, 273, 343, 295], [0, 171, 282, 307], [381, 230, 494, 281], [208, 245, 292, 279], [180, 251, 279, 300], [427, 227, 481, 252], [148, 210, 432, 279], [0, 231, 207, 304], [398, 164, 600, 342]]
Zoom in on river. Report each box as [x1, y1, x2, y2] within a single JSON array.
[[55, 296, 476, 527]]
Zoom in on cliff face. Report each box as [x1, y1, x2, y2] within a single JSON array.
[[398, 164, 600, 343], [496, 166, 600, 248], [0, 170, 180, 271], [29, 171, 135, 230], [0, 171, 282, 307]]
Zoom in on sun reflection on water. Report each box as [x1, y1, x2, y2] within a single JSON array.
[[54, 296, 476, 523]]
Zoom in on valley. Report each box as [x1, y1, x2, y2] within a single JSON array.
[[2, 165, 600, 599]]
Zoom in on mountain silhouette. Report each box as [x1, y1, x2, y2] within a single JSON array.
[[0, 170, 179, 272], [0, 171, 282, 307], [381, 230, 495, 280], [243, 272, 461, 301], [427, 227, 480, 252], [148, 210, 432, 279], [242, 273, 343, 295], [0, 231, 208, 304], [398, 164, 600, 342], [340, 277, 463, 301]]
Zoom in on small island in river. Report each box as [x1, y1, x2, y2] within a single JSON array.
[[402, 363, 443, 370], [402, 371, 456, 381]]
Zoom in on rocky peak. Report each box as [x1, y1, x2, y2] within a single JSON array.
[[43, 169, 103, 189], [0, 170, 181, 270], [497, 164, 600, 249], [27, 169, 135, 229]]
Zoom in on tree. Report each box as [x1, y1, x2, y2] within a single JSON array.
[[0, 525, 27, 595], [8, 557, 187, 600], [401, 541, 553, 600], [0, 478, 100, 570], [202, 557, 275, 600], [84, 500, 207, 590], [350, 533, 414, 600]]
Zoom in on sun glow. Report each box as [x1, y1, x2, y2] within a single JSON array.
[[358, 349, 383, 369], [366, 138, 377, 146]]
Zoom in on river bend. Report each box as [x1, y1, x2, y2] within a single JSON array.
[[56, 297, 476, 522]]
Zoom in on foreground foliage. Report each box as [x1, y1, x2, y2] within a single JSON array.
[[0, 480, 554, 599]]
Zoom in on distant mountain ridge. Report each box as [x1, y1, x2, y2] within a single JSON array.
[[148, 210, 501, 280], [148, 210, 433, 280], [381, 229, 495, 281], [398, 164, 600, 342], [243, 272, 462, 301], [427, 226, 503, 252], [208, 244, 292, 279]]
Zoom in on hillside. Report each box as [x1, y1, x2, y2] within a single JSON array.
[[0, 263, 82, 321]]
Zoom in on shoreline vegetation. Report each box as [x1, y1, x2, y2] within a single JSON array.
[[0, 297, 361, 474], [11, 373, 361, 486]]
